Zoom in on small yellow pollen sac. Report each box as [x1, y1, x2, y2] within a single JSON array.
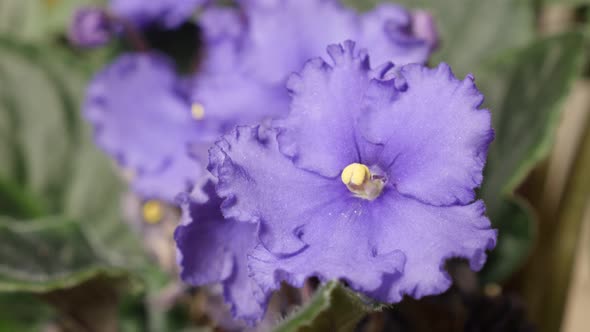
[[142, 200, 164, 224], [341, 163, 370, 187], [191, 103, 205, 120]]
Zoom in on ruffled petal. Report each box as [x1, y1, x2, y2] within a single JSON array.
[[210, 125, 406, 297], [239, 0, 359, 84], [174, 182, 266, 323], [84, 53, 202, 201], [359, 4, 433, 67], [367, 191, 497, 302], [191, 71, 289, 133], [248, 188, 495, 304], [198, 7, 247, 72], [238, 0, 434, 83], [209, 126, 331, 255], [361, 63, 494, 206], [132, 145, 205, 201], [275, 42, 388, 177]]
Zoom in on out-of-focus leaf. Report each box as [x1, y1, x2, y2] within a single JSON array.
[[275, 282, 385, 332], [0, 216, 132, 292], [479, 32, 585, 282], [0, 293, 53, 332], [480, 198, 536, 283], [0, 0, 106, 42], [345, 0, 535, 77], [0, 38, 145, 293], [481, 33, 584, 201]]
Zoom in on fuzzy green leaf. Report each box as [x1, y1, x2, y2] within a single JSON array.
[[275, 282, 385, 332], [0, 39, 144, 293]]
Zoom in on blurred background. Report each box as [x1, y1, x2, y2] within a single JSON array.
[[0, 0, 589, 331]]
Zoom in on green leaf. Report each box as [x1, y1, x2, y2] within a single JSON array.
[[479, 32, 585, 282], [275, 282, 385, 332], [0, 38, 145, 293], [481, 33, 585, 201], [480, 198, 537, 283], [0, 216, 130, 292], [0, 0, 107, 43], [0, 293, 54, 332], [345, 0, 535, 77]]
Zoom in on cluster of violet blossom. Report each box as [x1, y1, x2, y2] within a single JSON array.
[[78, 0, 497, 324]]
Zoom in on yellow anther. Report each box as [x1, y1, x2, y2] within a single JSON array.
[[191, 103, 205, 120], [341, 163, 370, 187], [341, 163, 385, 200], [143, 200, 164, 224]]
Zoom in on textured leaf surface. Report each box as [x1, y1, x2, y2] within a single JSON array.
[[275, 282, 385, 332], [0, 39, 144, 292]]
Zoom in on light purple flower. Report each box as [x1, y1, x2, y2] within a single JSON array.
[[174, 181, 265, 323], [191, 0, 438, 132], [208, 42, 496, 316], [68, 7, 112, 48], [84, 52, 208, 202], [109, 0, 205, 29]]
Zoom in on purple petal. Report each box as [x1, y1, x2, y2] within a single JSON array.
[[411, 10, 439, 51], [209, 125, 406, 297], [366, 191, 496, 302], [361, 63, 494, 206], [68, 7, 112, 48], [84, 53, 202, 202], [238, 0, 434, 83], [192, 1, 437, 135], [209, 126, 323, 255], [175, 182, 266, 323], [191, 71, 289, 132], [238, 0, 359, 84], [110, 0, 205, 28], [275, 42, 393, 177], [359, 4, 432, 66]]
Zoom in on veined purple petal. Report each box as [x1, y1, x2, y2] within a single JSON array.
[[209, 126, 406, 299], [360, 63, 494, 206], [84, 53, 203, 202], [275, 41, 392, 178], [190, 0, 437, 133], [175, 182, 266, 323]]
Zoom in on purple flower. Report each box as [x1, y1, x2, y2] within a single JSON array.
[[68, 7, 112, 48], [208, 42, 496, 315], [84, 52, 209, 202], [174, 181, 265, 323], [109, 0, 205, 29], [190, 0, 438, 132]]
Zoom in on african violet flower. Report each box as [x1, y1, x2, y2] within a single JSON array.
[[191, 0, 438, 132], [175, 181, 264, 323], [84, 52, 210, 202], [68, 7, 112, 48], [109, 0, 205, 29], [207, 42, 496, 317]]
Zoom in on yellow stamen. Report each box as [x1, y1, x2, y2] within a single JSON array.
[[143, 200, 163, 224], [341, 163, 384, 200], [341, 163, 370, 187], [191, 103, 205, 120]]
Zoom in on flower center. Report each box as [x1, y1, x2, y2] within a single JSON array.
[[142, 200, 163, 224], [340, 163, 385, 200], [191, 103, 205, 120]]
